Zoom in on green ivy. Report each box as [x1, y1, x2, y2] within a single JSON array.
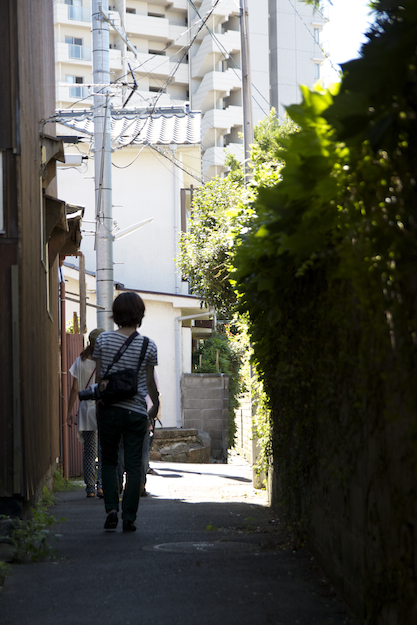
[[179, 113, 298, 461], [11, 496, 65, 563], [233, 1, 417, 620], [193, 329, 245, 447], [250, 373, 272, 484], [178, 110, 292, 320], [0, 560, 10, 586]]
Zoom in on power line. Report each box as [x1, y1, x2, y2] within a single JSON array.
[[186, 0, 271, 118], [148, 144, 209, 184], [285, 0, 341, 76], [111, 145, 146, 168], [110, 9, 216, 93], [119, 0, 223, 148]]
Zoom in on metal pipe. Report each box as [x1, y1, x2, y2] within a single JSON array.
[[59, 273, 69, 479], [171, 145, 182, 294], [79, 252, 86, 334], [174, 309, 215, 428], [93, 0, 114, 331]]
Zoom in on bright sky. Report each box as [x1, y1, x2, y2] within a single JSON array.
[[321, 0, 376, 84]]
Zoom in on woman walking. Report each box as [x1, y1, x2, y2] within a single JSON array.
[[93, 292, 159, 532], [67, 328, 105, 497]]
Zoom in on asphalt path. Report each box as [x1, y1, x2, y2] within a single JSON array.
[[0, 454, 357, 625]]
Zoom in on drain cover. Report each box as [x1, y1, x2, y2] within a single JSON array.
[[143, 541, 260, 553]]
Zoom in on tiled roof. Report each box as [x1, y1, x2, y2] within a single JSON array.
[[55, 106, 202, 146]]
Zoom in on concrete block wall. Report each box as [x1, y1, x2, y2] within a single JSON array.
[[181, 373, 229, 462]]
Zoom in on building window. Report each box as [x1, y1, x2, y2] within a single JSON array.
[[66, 75, 87, 98], [180, 188, 194, 234], [180, 188, 194, 282], [149, 49, 166, 56], [65, 36, 83, 45], [65, 0, 89, 21], [65, 36, 84, 59], [314, 28, 320, 44], [126, 7, 136, 14], [148, 12, 165, 18], [314, 63, 320, 81]]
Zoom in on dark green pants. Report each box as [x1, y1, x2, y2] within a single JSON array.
[[97, 405, 148, 521]]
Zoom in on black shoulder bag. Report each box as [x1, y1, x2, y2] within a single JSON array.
[[98, 333, 149, 407]]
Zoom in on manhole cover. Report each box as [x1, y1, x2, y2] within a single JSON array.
[[143, 541, 260, 553]]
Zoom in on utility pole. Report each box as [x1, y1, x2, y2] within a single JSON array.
[[92, 0, 114, 330], [240, 0, 254, 184]]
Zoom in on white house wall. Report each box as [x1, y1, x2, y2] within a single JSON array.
[[58, 140, 204, 429], [57, 143, 200, 294], [181, 326, 192, 374], [62, 264, 98, 337], [137, 296, 176, 428], [123, 291, 204, 428], [61, 265, 203, 428]]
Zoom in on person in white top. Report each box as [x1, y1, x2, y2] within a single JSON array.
[[68, 328, 105, 497]]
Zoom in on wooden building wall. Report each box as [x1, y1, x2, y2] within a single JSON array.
[[0, 0, 61, 505], [0, 0, 20, 503]]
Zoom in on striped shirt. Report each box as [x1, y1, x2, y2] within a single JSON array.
[[92, 331, 158, 415]]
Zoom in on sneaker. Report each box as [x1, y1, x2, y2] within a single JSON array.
[[122, 520, 137, 532], [104, 510, 118, 530]]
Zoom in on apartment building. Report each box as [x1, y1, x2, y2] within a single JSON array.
[[54, 0, 326, 178]]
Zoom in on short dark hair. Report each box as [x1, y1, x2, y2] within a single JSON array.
[[112, 292, 145, 328]]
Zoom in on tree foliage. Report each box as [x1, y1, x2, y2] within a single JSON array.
[[235, 0, 417, 354], [233, 1, 417, 620], [178, 176, 243, 318], [178, 111, 296, 456], [178, 110, 293, 319]]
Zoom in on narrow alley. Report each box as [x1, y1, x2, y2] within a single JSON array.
[[1, 455, 355, 625]]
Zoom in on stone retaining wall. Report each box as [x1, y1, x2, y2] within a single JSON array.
[[150, 428, 211, 463]]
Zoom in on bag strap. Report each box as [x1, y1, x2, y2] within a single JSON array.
[[102, 331, 138, 378], [85, 367, 96, 390], [111, 331, 139, 366], [136, 337, 149, 374], [104, 333, 149, 377]]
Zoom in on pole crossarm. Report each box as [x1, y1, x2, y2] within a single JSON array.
[[99, 7, 138, 58]]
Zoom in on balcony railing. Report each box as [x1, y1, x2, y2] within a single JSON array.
[[68, 5, 91, 22], [69, 85, 91, 99], [68, 44, 91, 61]]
